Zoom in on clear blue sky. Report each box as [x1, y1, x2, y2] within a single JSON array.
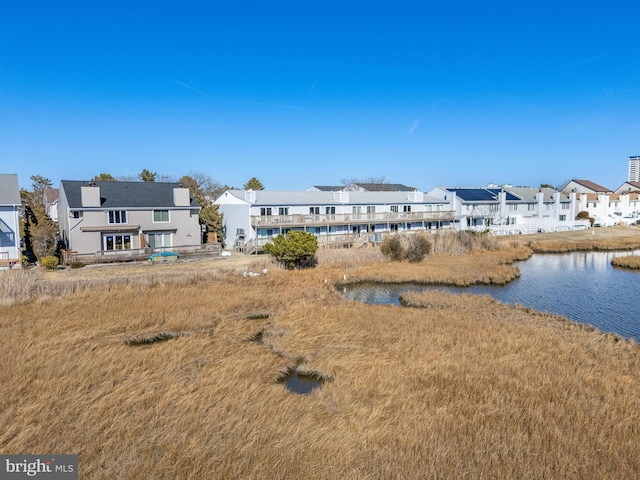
[[2, 1, 639, 192]]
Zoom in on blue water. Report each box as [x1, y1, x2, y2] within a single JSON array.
[[340, 251, 640, 342]]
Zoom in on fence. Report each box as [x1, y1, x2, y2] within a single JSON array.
[[61, 243, 222, 265]]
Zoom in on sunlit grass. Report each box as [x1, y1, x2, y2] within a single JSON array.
[[1, 230, 639, 478], [612, 255, 640, 269]]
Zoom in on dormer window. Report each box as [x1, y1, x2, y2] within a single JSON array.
[[108, 210, 127, 224]]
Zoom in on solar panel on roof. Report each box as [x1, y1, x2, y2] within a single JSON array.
[[449, 189, 498, 201]]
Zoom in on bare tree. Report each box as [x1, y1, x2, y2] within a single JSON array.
[[340, 176, 388, 186], [179, 172, 225, 244]]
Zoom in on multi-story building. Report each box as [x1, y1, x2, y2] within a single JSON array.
[[428, 186, 586, 234], [629, 156, 640, 182], [214, 189, 454, 253], [576, 191, 640, 226], [58, 180, 202, 257], [563, 179, 640, 225]]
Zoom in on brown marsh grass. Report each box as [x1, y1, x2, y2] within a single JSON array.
[[611, 255, 640, 269], [497, 225, 640, 253], [337, 246, 532, 286], [1, 230, 639, 478]]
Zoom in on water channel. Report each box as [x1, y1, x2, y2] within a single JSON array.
[[340, 251, 640, 342]]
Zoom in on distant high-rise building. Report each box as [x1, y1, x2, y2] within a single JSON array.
[[629, 156, 640, 182]]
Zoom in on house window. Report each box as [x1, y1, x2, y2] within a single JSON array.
[[309, 207, 320, 215], [153, 210, 169, 222], [0, 229, 15, 247], [508, 204, 517, 211], [108, 210, 127, 224], [559, 215, 566, 221], [403, 205, 411, 213], [352, 206, 362, 214], [527, 203, 535, 211], [279, 207, 289, 215], [325, 206, 335, 214], [104, 234, 131, 251], [260, 207, 272, 216], [561, 203, 570, 210], [147, 232, 172, 248], [258, 229, 275, 238], [391, 205, 399, 213]]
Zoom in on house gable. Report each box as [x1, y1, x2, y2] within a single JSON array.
[[564, 179, 612, 194]]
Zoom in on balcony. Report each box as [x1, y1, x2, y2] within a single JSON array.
[[251, 210, 454, 227]]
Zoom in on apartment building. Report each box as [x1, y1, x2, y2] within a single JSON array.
[[629, 156, 640, 182], [428, 186, 586, 234], [214, 189, 454, 253]]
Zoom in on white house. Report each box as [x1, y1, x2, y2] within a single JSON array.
[[615, 181, 640, 194], [576, 191, 640, 226], [214, 189, 454, 253], [44, 187, 59, 222], [0, 174, 22, 269], [562, 179, 612, 194], [428, 186, 587, 234]]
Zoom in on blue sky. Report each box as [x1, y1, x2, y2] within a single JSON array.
[[1, 1, 639, 192]]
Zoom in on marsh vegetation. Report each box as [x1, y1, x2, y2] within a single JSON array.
[[1, 228, 640, 479], [612, 254, 640, 269]]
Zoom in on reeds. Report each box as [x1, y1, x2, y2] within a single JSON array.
[[611, 255, 640, 269], [497, 226, 640, 253], [1, 230, 640, 478]]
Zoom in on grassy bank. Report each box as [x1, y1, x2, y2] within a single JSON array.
[[497, 225, 640, 253], [1, 229, 639, 479], [612, 255, 640, 269]]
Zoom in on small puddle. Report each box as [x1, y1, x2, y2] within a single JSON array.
[[279, 372, 324, 395]]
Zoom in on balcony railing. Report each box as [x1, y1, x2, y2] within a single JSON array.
[[251, 210, 454, 227]]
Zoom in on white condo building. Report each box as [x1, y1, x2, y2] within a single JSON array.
[[214, 189, 454, 253]]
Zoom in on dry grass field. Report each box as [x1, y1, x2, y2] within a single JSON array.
[[1, 228, 639, 479], [612, 255, 640, 269], [497, 224, 640, 253]]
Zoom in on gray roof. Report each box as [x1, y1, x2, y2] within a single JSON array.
[[354, 183, 415, 192], [506, 187, 570, 203], [0, 174, 21, 205], [311, 183, 415, 192], [223, 190, 445, 205], [310, 185, 344, 192], [61, 180, 200, 209]]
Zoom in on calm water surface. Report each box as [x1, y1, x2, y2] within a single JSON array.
[[340, 251, 640, 342]]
